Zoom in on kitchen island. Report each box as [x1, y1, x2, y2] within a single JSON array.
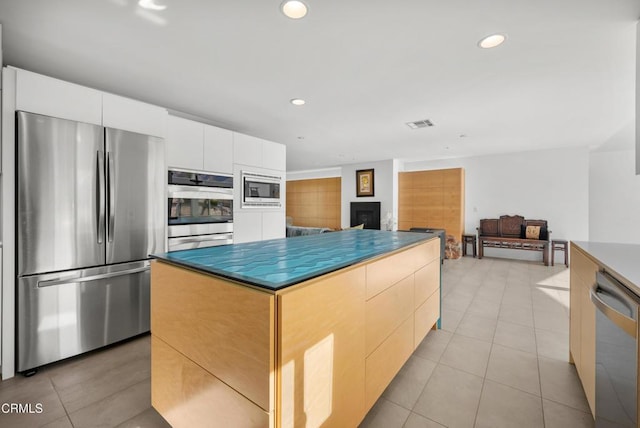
[[150, 229, 441, 428]]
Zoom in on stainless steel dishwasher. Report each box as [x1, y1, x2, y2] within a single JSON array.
[[591, 271, 639, 427]]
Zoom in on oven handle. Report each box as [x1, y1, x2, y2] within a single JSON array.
[[168, 234, 233, 244], [168, 184, 233, 195], [168, 190, 233, 200], [591, 272, 637, 338]]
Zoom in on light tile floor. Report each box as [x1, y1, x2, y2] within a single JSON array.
[[0, 256, 592, 427]]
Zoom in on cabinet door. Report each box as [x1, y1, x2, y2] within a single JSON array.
[[166, 116, 203, 170], [233, 133, 263, 167], [262, 140, 286, 171], [203, 124, 233, 174], [233, 211, 263, 244], [262, 211, 285, 240], [15, 67, 102, 125], [103, 93, 167, 138]]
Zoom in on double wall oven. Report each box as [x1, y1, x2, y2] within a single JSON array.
[[168, 169, 233, 251]]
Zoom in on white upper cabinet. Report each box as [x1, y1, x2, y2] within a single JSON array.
[[14, 67, 102, 125], [103, 93, 167, 138], [203, 124, 233, 174], [233, 132, 286, 172], [167, 115, 234, 174], [233, 133, 263, 168], [13, 68, 167, 139], [262, 140, 286, 171], [166, 115, 203, 171]]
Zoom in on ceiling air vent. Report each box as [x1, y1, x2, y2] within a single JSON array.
[[406, 119, 434, 129]]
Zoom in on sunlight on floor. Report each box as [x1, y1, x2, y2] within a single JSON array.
[[534, 269, 570, 312]]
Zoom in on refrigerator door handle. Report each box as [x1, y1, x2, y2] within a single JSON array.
[[36, 266, 150, 288], [107, 151, 116, 242], [97, 150, 105, 244]]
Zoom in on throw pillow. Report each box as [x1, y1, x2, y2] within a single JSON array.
[[520, 224, 549, 240], [525, 225, 541, 239]]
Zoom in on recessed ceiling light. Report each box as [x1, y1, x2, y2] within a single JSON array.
[[281, 0, 308, 19], [138, 0, 167, 11], [290, 98, 306, 106], [478, 33, 506, 49]]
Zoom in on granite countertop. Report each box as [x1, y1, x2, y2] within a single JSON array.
[[152, 229, 436, 291], [572, 241, 640, 297]]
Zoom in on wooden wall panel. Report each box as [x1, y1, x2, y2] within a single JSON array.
[[398, 168, 465, 242], [286, 177, 341, 230]]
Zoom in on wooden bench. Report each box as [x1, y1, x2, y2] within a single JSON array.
[[477, 215, 551, 266]]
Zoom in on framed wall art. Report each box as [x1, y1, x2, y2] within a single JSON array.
[[356, 168, 374, 197]]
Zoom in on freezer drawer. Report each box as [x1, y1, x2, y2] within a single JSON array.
[[17, 261, 150, 372]]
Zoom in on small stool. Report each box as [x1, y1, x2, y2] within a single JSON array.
[[462, 234, 477, 257], [551, 239, 568, 267]]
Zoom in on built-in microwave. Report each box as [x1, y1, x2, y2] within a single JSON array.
[[241, 171, 282, 208]]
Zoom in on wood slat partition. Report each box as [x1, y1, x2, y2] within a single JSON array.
[[286, 177, 341, 230], [398, 168, 465, 242]]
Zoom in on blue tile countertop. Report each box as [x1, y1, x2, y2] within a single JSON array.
[[152, 229, 436, 291]]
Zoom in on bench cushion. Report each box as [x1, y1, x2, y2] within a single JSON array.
[[520, 224, 548, 240]]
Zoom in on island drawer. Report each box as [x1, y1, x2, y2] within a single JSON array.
[[366, 240, 439, 299], [415, 288, 440, 347], [365, 274, 414, 356], [365, 316, 414, 411], [415, 259, 439, 308]]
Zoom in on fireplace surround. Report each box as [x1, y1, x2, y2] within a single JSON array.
[[350, 202, 381, 230]]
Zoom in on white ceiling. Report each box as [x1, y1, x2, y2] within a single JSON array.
[[0, 0, 638, 171]]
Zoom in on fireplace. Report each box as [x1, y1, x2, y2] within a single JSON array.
[[350, 202, 381, 230]]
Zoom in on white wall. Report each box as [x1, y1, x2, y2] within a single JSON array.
[[589, 148, 640, 243], [341, 160, 396, 229], [404, 147, 590, 261]]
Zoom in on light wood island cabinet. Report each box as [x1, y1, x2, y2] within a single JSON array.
[[150, 231, 441, 427], [569, 243, 598, 417]]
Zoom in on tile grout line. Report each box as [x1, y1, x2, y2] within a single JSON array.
[[47, 372, 76, 428], [473, 260, 506, 427], [530, 268, 547, 428]]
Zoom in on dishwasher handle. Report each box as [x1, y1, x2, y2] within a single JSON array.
[[591, 272, 637, 338]]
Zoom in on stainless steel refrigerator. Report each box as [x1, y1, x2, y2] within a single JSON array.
[[16, 111, 165, 373]]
